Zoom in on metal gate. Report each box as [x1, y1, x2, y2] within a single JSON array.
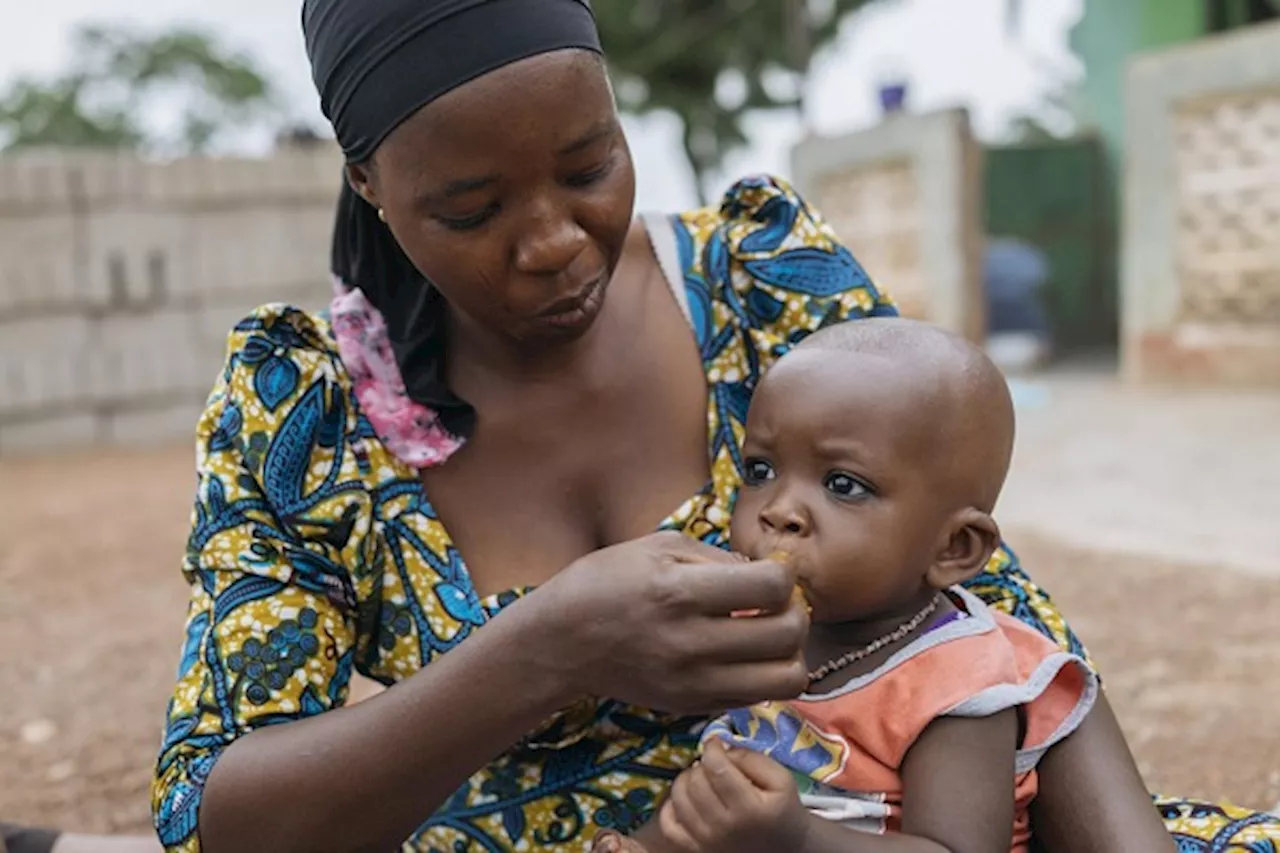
[[983, 135, 1118, 352]]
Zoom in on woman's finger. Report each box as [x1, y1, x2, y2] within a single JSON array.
[[655, 531, 745, 563], [690, 658, 809, 710], [664, 558, 797, 616], [683, 607, 809, 664]]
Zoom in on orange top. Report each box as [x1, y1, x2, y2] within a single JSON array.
[[702, 587, 1098, 852]]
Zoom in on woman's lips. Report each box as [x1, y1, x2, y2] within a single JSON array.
[[536, 275, 606, 329]]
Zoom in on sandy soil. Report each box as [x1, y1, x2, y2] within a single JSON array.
[[1, 446, 1277, 833]]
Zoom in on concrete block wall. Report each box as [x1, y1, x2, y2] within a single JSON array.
[[0, 146, 344, 455], [790, 109, 986, 344], [1123, 22, 1280, 386]]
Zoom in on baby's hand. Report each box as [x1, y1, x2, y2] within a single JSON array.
[[657, 738, 810, 853]]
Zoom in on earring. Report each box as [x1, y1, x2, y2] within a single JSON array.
[[377, 208, 387, 223]]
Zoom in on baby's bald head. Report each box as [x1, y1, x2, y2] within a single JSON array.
[[733, 318, 1015, 618], [786, 318, 1015, 512]]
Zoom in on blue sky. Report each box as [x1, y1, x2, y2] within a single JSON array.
[[0, 0, 1082, 210]]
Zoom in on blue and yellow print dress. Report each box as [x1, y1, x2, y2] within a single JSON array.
[[152, 176, 1279, 852]]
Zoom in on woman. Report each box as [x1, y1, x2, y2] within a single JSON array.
[[150, 1, 1279, 851]]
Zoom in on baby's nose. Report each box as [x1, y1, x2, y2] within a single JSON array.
[[759, 501, 811, 536]]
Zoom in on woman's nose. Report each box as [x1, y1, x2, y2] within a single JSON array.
[[513, 197, 588, 275]]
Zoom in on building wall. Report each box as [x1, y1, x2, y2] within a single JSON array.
[[2, 114, 989, 453], [1123, 21, 1280, 384], [791, 109, 985, 344], [1071, 0, 1205, 181], [0, 147, 344, 454]]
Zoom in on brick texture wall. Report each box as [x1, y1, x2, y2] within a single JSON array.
[[0, 146, 344, 454]]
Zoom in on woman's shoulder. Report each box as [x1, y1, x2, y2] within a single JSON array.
[[675, 174, 811, 235], [223, 302, 338, 359], [665, 174, 895, 362], [676, 174, 844, 253], [216, 302, 342, 398], [674, 173, 889, 310], [197, 303, 357, 458]]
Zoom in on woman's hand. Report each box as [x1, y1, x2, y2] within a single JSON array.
[[537, 531, 809, 715]]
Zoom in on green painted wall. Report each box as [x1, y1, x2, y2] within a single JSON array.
[[1141, 0, 1205, 47], [1069, 2, 1139, 173], [1070, 0, 1206, 174]]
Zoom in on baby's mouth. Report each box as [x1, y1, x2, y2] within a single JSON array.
[[769, 549, 813, 615]]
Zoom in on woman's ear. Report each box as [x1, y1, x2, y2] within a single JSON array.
[[345, 161, 380, 210], [926, 509, 1001, 590]]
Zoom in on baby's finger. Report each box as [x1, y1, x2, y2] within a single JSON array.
[[723, 743, 798, 793], [683, 760, 731, 831], [657, 802, 701, 853], [668, 768, 716, 842], [700, 738, 760, 811]]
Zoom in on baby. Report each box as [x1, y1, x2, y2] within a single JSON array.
[[644, 318, 1097, 853]]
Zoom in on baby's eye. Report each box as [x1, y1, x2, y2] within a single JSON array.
[[825, 472, 871, 499], [743, 458, 776, 485]]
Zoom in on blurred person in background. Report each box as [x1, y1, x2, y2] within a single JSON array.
[[143, 1, 1277, 852], [984, 237, 1053, 373]]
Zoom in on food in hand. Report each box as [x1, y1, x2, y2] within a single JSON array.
[[725, 550, 811, 617], [769, 550, 813, 616]]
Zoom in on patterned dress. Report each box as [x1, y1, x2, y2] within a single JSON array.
[[151, 176, 1279, 853]]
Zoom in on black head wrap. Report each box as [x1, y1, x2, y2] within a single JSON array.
[[304, 0, 602, 439]]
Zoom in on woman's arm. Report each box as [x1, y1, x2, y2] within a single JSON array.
[[155, 329, 567, 853], [1030, 694, 1175, 853], [198, 590, 573, 853], [187, 535, 809, 853]]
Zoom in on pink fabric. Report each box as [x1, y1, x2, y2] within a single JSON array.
[[330, 277, 465, 468]]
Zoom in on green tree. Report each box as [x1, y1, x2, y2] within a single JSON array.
[[0, 25, 273, 154], [597, 0, 888, 201]]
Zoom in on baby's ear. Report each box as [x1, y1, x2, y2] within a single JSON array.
[[926, 509, 1000, 590]]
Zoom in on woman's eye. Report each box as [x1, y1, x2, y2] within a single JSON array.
[[825, 472, 871, 499], [437, 205, 499, 231], [743, 458, 775, 485], [564, 159, 613, 188]]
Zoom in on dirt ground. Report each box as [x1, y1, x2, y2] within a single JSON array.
[[1, 445, 1278, 834]]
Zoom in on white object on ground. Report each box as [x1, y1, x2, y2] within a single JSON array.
[[19, 718, 57, 745], [987, 332, 1051, 375]]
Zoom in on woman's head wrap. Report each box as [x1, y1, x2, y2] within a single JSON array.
[[304, 0, 602, 164], [302, 0, 603, 455]]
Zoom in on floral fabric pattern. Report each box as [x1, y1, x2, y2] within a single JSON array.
[[329, 279, 464, 467], [152, 176, 1279, 852]]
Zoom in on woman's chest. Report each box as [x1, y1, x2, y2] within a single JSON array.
[[417, 373, 710, 597], [406, 251, 715, 596]]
